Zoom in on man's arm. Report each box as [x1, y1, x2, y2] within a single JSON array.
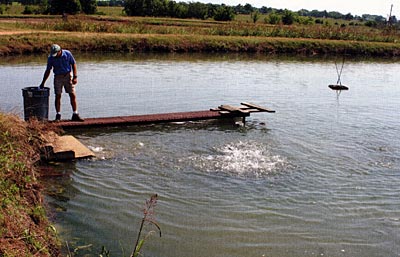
[[72, 63, 78, 85], [39, 69, 51, 88]]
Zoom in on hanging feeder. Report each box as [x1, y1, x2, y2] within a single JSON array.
[[329, 56, 349, 91], [329, 84, 349, 90]]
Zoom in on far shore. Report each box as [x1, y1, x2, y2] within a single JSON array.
[[1, 30, 400, 57], [1, 14, 400, 57]]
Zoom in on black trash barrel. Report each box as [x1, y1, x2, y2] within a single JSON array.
[[22, 87, 50, 121]]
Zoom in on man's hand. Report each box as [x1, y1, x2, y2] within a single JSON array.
[[72, 77, 78, 85]]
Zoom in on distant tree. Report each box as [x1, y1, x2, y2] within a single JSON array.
[[124, 0, 145, 16], [206, 3, 218, 18], [315, 18, 323, 24], [243, 3, 253, 14], [309, 9, 327, 18], [375, 15, 386, 23], [187, 1, 208, 19], [22, 5, 35, 14], [327, 11, 342, 19], [213, 4, 235, 21], [259, 6, 271, 14], [297, 9, 309, 17], [50, 0, 81, 14], [234, 4, 243, 14], [265, 12, 280, 24], [297, 16, 313, 25], [281, 9, 295, 25], [235, 3, 253, 14], [38, 0, 49, 14], [98, 0, 124, 6], [124, 0, 168, 16], [365, 20, 377, 27], [111, 0, 124, 6], [80, 0, 97, 14], [343, 13, 354, 20], [167, 1, 187, 18], [152, 0, 169, 16], [251, 10, 260, 23]]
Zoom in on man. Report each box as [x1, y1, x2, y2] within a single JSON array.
[[39, 44, 84, 121]]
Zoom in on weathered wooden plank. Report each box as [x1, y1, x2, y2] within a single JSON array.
[[239, 108, 260, 112], [210, 108, 221, 111], [219, 105, 250, 114], [241, 102, 276, 113], [54, 103, 272, 130], [210, 107, 235, 115]]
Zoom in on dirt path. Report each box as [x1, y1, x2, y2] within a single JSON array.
[[0, 30, 33, 35]]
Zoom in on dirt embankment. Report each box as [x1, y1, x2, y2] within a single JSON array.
[[0, 113, 61, 257]]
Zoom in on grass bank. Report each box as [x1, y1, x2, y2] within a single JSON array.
[[1, 15, 400, 57], [1, 30, 400, 57], [0, 113, 60, 257]]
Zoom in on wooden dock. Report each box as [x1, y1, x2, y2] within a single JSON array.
[[55, 102, 275, 129], [41, 102, 274, 161]]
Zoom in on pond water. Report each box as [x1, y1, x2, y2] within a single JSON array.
[[1, 53, 399, 257]]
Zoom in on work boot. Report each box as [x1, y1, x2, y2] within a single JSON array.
[[55, 113, 61, 121], [71, 113, 84, 122]]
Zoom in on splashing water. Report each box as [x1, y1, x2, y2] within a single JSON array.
[[191, 141, 288, 177], [88, 146, 104, 152]]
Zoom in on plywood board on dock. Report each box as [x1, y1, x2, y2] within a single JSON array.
[[218, 105, 251, 114], [241, 102, 276, 113], [43, 132, 95, 161], [53, 135, 95, 159]]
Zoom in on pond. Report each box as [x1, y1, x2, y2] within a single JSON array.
[[1, 53, 399, 257]]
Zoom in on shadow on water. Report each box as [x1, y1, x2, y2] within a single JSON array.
[[39, 162, 78, 213], [2, 52, 400, 65], [64, 118, 263, 138]]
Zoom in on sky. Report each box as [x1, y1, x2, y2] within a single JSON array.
[[195, 0, 397, 17]]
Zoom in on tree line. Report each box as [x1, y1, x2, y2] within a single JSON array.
[[123, 0, 235, 21], [0, 0, 98, 15], [0, 0, 391, 25]]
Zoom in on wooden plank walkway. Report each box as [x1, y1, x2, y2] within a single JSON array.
[[54, 102, 274, 129]]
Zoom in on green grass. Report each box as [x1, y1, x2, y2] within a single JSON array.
[[97, 6, 125, 16], [1, 29, 398, 57], [3, 14, 398, 43]]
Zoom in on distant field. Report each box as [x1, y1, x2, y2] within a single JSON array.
[[0, 5, 399, 57], [1, 5, 363, 26]]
